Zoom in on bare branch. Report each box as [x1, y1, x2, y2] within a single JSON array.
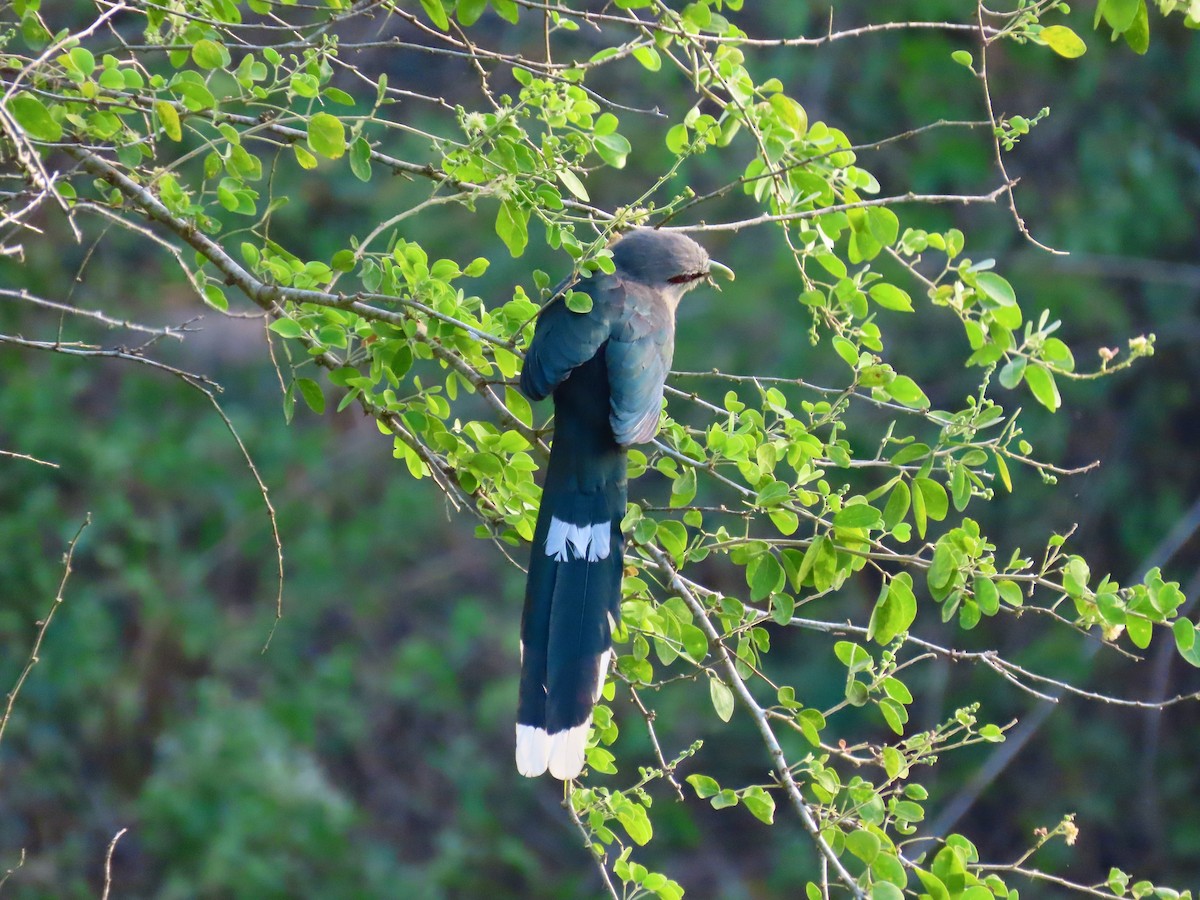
[[100, 828, 128, 900], [661, 183, 1011, 233], [0, 449, 59, 468], [563, 797, 621, 900], [0, 288, 194, 339], [0, 515, 90, 750]]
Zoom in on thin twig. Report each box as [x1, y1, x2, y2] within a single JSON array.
[[629, 688, 685, 800], [563, 796, 621, 900], [0, 449, 59, 468], [100, 828, 128, 900], [0, 849, 26, 892], [0, 515, 90, 750], [645, 544, 866, 899], [197, 390, 286, 651], [973, 2, 1066, 256], [0, 288, 194, 339], [661, 184, 1011, 233]]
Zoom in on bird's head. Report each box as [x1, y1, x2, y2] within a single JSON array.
[[611, 228, 734, 306]]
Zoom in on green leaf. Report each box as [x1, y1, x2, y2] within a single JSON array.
[[564, 290, 593, 314], [171, 74, 216, 111], [1174, 619, 1200, 667], [457, 0, 487, 25], [1041, 25, 1087, 58], [99, 67, 126, 90], [769, 508, 799, 536], [557, 168, 589, 201], [686, 774, 720, 798], [797, 708, 824, 746], [1127, 614, 1153, 649], [834, 503, 882, 530], [710, 789, 738, 809], [1041, 336, 1076, 371], [665, 123, 689, 154], [349, 137, 372, 182], [656, 519, 688, 562], [307, 112, 346, 159], [419, 0, 450, 30], [846, 829, 881, 864], [323, 87, 355, 106], [999, 355, 1026, 389], [709, 676, 735, 722], [887, 375, 930, 409], [495, 200, 528, 257], [883, 480, 911, 531], [291, 72, 319, 98], [975, 271, 1017, 306], [835, 640, 872, 674], [742, 787, 775, 824], [680, 623, 708, 662], [595, 132, 631, 168], [241, 242, 261, 268], [293, 144, 318, 169], [632, 46, 661, 71], [998, 580, 1024, 607], [869, 573, 917, 645], [994, 452, 1012, 492], [872, 852, 908, 888], [1102, 0, 1141, 31], [912, 477, 928, 538], [914, 867, 950, 900], [68, 47, 96, 78], [867, 207, 900, 246], [155, 100, 182, 141], [192, 39, 230, 70], [490, 0, 519, 23], [1123, 0, 1150, 53], [747, 552, 785, 601], [615, 801, 653, 845], [755, 479, 790, 507], [869, 283, 913, 312], [974, 577, 999, 615], [296, 377, 325, 414], [1025, 364, 1061, 412], [7, 92, 62, 141], [202, 284, 228, 311], [768, 94, 807, 138], [951, 49, 974, 68], [1108, 868, 1131, 896], [269, 318, 305, 339], [832, 335, 858, 368], [914, 477, 948, 522]]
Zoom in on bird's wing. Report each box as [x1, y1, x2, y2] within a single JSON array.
[[607, 283, 675, 446], [519, 273, 623, 401]]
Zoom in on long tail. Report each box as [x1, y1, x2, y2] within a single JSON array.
[[516, 410, 626, 779]]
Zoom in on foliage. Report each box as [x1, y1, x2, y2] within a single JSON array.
[[3, 0, 1200, 897]]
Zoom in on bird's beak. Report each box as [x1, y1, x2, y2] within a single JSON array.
[[707, 259, 735, 288]]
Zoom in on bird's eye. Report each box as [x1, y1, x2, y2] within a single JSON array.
[[667, 272, 704, 284]]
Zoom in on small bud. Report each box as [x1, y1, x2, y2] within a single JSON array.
[[1128, 334, 1156, 357]]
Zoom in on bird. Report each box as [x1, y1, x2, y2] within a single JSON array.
[[515, 228, 733, 779]]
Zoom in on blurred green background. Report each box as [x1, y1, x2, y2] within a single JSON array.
[[2, 2, 1200, 896]]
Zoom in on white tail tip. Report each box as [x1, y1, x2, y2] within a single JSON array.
[[515, 719, 592, 780]]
